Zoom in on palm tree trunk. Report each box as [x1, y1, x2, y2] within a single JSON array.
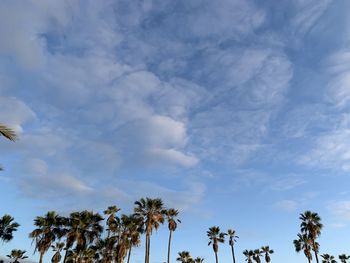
[[215, 251, 219, 263], [167, 230, 173, 263], [147, 234, 151, 263], [230, 245, 236, 263], [127, 246, 132, 263], [39, 252, 44, 263], [63, 249, 68, 263], [307, 256, 311, 263], [312, 240, 319, 263], [144, 234, 149, 263]]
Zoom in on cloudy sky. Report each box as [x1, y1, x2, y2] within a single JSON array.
[[1, 0, 350, 262]]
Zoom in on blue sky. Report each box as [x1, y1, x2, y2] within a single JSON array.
[[1, 0, 350, 262]]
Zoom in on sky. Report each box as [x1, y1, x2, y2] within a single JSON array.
[[1, 0, 350, 262]]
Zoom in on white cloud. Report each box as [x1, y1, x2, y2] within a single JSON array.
[[328, 200, 350, 222]]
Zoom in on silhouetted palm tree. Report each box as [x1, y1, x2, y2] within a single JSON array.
[[193, 257, 205, 263], [0, 214, 20, 243], [261, 246, 273, 263], [253, 249, 262, 263], [134, 197, 165, 263], [166, 208, 181, 263], [29, 211, 65, 263], [51, 242, 64, 263], [207, 226, 226, 263], [0, 123, 17, 171], [6, 250, 28, 263], [243, 250, 254, 263], [294, 233, 313, 263], [339, 254, 350, 263], [227, 229, 238, 263], [321, 254, 337, 263], [176, 251, 192, 263], [300, 211, 323, 263]]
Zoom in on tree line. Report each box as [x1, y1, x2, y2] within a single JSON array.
[[1, 125, 350, 263]]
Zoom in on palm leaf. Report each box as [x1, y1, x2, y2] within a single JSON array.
[[0, 124, 17, 141]]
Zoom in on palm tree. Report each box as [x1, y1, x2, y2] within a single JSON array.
[[176, 251, 192, 263], [63, 211, 103, 263], [51, 242, 65, 263], [227, 229, 238, 263], [294, 233, 313, 263], [0, 214, 20, 243], [339, 254, 350, 263], [6, 250, 28, 263], [29, 211, 65, 263], [243, 250, 254, 263], [193, 257, 205, 263], [253, 249, 262, 263], [121, 215, 143, 263], [321, 254, 337, 263], [134, 197, 165, 263], [261, 246, 273, 263], [300, 211, 323, 263], [207, 226, 226, 263], [166, 208, 181, 263], [103, 206, 120, 237]]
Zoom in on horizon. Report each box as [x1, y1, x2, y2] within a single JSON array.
[[1, 0, 350, 262]]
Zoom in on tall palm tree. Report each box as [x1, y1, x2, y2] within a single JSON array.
[[227, 229, 238, 263], [243, 250, 254, 263], [176, 251, 192, 263], [261, 246, 273, 263], [6, 250, 28, 263], [300, 211, 323, 263], [0, 214, 20, 243], [207, 226, 226, 263], [134, 197, 165, 263], [339, 254, 350, 263], [51, 242, 65, 263], [122, 215, 143, 263], [321, 254, 337, 263], [253, 249, 262, 263], [103, 206, 120, 237], [294, 233, 313, 263], [29, 211, 65, 263], [63, 211, 103, 263], [166, 208, 181, 263]]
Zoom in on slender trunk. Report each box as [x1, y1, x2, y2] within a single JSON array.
[[230, 245, 236, 263], [147, 234, 151, 263], [144, 234, 149, 263], [215, 251, 218, 263], [63, 248, 69, 263], [39, 252, 44, 263], [312, 240, 319, 263], [127, 246, 132, 263], [307, 256, 311, 263], [167, 230, 173, 263]]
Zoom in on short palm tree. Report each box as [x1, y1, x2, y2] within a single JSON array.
[[51, 242, 65, 263], [6, 249, 28, 263], [207, 226, 226, 263], [227, 229, 238, 263], [321, 254, 337, 263], [339, 254, 350, 263], [103, 205, 120, 237], [176, 251, 192, 263], [193, 257, 205, 263], [261, 246, 273, 263], [253, 249, 262, 263], [29, 211, 65, 263], [0, 214, 20, 243], [243, 250, 254, 263], [166, 208, 181, 263], [134, 197, 165, 263], [294, 233, 313, 263], [300, 211, 323, 263]]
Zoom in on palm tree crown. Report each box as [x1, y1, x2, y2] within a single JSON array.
[[6, 249, 28, 263], [207, 226, 226, 263], [321, 254, 337, 263], [0, 214, 20, 243], [261, 246, 274, 263]]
